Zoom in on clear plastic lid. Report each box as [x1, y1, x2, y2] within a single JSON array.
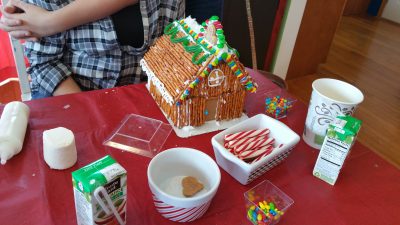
[[103, 114, 172, 158]]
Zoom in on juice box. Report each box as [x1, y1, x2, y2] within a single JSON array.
[[313, 116, 362, 185], [72, 155, 127, 225]]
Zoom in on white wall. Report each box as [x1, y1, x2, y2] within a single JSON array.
[[382, 0, 400, 24], [271, 0, 307, 80]]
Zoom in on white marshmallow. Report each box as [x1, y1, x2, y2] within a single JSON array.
[[43, 127, 77, 170]]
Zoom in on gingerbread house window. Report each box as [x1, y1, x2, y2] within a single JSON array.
[[208, 69, 225, 87]]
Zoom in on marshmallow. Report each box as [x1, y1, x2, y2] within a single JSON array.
[[43, 127, 77, 170]]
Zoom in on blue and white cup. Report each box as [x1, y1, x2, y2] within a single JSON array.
[[303, 78, 364, 149]]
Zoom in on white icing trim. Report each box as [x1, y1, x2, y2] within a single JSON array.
[[177, 105, 181, 128], [140, 59, 174, 105], [186, 100, 190, 126], [177, 19, 211, 55], [208, 69, 225, 87], [179, 16, 238, 61], [183, 16, 202, 33]]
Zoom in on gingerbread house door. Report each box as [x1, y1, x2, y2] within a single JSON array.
[[204, 97, 218, 121], [204, 68, 225, 121]]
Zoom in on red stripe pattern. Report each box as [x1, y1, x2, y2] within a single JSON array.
[[223, 128, 278, 164], [224, 128, 270, 141], [234, 137, 275, 154], [238, 145, 274, 160], [152, 195, 211, 222], [226, 135, 268, 149]]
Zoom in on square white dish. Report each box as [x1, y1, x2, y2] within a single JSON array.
[[211, 114, 300, 185]]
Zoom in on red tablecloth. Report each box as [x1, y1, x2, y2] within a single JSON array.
[[1, 70, 399, 225]]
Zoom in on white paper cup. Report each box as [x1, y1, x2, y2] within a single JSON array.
[[303, 78, 363, 149]]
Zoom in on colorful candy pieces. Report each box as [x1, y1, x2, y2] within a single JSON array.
[[265, 95, 294, 119], [247, 200, 284, 225], [221, 53, 257, 92]]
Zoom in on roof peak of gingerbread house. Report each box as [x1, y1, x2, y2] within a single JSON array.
[[164, 16, 239, 64], [163, 16, 257, 105]]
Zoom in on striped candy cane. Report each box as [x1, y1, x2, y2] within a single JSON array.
[[224, 128, 270, 141], [226, 134, 268, 149], [234, 137, 275, 154], [251, 147, 275, 164], [238, 145, 273, 160]]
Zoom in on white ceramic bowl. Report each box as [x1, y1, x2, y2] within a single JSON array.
[[147, 148, 221, 222], [212, 114, 300, 185]]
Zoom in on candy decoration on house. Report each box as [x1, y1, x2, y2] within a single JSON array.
[[141, 16, 258, 128]]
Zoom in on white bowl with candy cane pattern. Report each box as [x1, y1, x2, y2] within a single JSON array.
[[212, 114, 300, 185], [147, 148, 220, 222]]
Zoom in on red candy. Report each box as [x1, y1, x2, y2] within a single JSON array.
[[223, 129, 276, 164]]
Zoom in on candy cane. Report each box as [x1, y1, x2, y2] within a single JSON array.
[[225, 148, 234, 153], [224, 128, 269, 141], [224, 142, 229, 148], [226, 135, 268, 149], [238, 145, 273, 160], [234, 137, 275, 154], [251, 147, 275, 164]]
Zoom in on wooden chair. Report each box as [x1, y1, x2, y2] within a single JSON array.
[[243, 0, 287, 90]]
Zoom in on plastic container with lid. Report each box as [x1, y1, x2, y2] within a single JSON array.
[[244, 180, 294, 225], [103, 114, 172, 158]]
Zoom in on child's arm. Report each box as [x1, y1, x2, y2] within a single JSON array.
[[53, 76, 82, 96], [0, 0, 138, 39], [22, 31, 82, 96]]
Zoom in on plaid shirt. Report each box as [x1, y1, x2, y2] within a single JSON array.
[[24, 0, 185, 95]]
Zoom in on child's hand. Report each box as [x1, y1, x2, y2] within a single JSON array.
[[0, 0, 55, 41], [0, 1, 35, 40]]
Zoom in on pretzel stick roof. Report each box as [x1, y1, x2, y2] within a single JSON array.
[[142, 16, 258, 105]]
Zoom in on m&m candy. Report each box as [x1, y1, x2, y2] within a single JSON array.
[[265, 95, 294, 119], [246, 200, 283, 225]]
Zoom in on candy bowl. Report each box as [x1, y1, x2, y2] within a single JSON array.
[[264, 89, 296, 119], [244, 180, 293, 225], [211, 114, 300, 185], [147, 147, 221, 222], [245, 88, 296, 119]]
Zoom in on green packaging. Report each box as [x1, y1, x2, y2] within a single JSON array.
[[313, 116, 362, 185], [72, 155, 127, 225]]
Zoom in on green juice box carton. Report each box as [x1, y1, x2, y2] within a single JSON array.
[[313, 116, 362, 185], [72, 155, 127, 225]]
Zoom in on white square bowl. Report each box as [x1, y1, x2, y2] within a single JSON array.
[[211, 114, 300, 185]]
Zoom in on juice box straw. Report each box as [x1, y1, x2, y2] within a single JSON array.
[[94, 186, 126, 225]]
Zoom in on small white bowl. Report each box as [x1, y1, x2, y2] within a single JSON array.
[[212, 114, 300, 185], [147, 147, 221, 222]]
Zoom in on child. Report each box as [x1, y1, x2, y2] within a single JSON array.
[[0, 0, 185, 98]]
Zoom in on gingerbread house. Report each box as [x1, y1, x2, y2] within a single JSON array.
[[140, 16, 257, 129]]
